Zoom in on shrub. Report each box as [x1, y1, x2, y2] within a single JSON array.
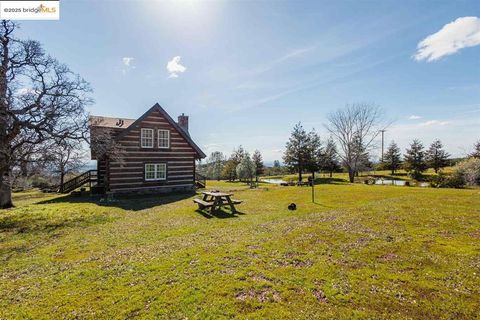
[[12, 176, 32, 191], [236, 156, 255, 182], [429, 172, 464, 188], [454, 158, 480, 186], [31, 175, 57, 190]]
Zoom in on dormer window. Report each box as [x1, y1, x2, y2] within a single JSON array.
[[158, 129, 170, 148], [141, 128, 154, 148]]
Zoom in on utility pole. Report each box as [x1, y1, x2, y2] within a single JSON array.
[[380, 129, 386, 162]]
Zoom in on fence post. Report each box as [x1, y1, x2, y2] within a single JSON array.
[[311, 172, 315, 203]]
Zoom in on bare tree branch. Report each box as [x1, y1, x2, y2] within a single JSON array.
[[0, 20, 92, 208], [325, 103, 386, 182]]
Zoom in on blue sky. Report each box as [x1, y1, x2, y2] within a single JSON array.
[[16, 0, 480, 162]]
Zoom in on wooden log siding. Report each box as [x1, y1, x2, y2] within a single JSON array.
[[97, 157, 107, 186], [107, 109, 197, 192]]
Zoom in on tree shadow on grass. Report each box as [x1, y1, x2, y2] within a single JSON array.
[[0, 207, 117, 259], [194, 208, 245, 219], [312, 201, 334, 208], [313, 177, 348, 185], [36, 192, 195, 211], [0, 212, 115, 238], [1, 192, 198, 258]]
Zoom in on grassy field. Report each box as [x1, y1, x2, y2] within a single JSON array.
[[1, 181, 479, 319]]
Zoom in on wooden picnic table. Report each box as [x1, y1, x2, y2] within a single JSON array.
[[193, 191, 243, 213]]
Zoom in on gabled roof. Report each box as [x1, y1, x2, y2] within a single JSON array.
[[89, 116, 135, 129], [115, 103, 206, 159]]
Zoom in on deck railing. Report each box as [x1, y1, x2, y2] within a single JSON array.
[[195, 172, 206, 188], [60, 170, 98, 193]]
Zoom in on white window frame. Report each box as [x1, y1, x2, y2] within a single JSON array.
[[141, 128, 154, 148], [145, 163, 167, 181], [158, 129, 170, 149]]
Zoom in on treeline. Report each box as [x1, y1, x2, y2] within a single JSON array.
[[282, 103, 480, 187], [280, 103, 381, 183], [263, 160, 290, 176], [379, 139, 453, 178], [198, 146, 264, 182], [282, 123, 342, 181], [11, 141, 87, 192], [202, 103, 480, 189]]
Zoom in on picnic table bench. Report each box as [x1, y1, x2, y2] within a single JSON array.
[[193, 191, 243, 213], [193, 198, 214, 209]]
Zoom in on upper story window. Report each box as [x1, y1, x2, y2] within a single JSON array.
[[141, 128, 154, 148], [158, 129, 170, 149]]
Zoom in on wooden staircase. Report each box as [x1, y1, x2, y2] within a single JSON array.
[[59, 170, 98, 193], [195, 172, 206, 189]]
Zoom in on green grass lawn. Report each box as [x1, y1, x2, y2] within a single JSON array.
[[1, 182, 479, 319]]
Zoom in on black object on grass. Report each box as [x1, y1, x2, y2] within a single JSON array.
[[288, 203, 297, 210]]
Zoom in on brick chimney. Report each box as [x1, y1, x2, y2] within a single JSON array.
[[178, 113, 189, 134]]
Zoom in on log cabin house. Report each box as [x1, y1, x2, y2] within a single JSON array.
[[67, 103, 206, 195]]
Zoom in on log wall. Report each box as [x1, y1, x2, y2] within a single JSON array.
[[107, 109, 196, 193]]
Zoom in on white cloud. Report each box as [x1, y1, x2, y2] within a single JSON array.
[[245, 46, 315, 76], [167, 56, 187, 78], [408, 115, 422, 120], [122, 57, 135, 66], [419, 120, 450, 127], [414, 16, 480, 62], [447, 84, 480, 91], [121, 57, 136, 75], [272, 46, 315, 64]]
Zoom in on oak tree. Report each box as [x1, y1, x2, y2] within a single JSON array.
[[326, 103, 384, 183], [0, 21, 91, 208]]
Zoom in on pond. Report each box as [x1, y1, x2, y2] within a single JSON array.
[[262, 179, 288, 184], [374, 179, 430, 187], [374, 179, 407, 186], [416, 182, 430, 187]]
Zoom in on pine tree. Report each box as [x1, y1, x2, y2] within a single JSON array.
[[351, 134, 371, 176], [383, 141, 402, 175], [252, 150, 264, 179], [306, 130, 322, 174], [227, 146, 246, 181], [283, 123, 321, 181], [426, 139, 450, 173], [403, 139, 427, 179], [283, 123, 309, 181], [319, 138, 341, 177], [271, 160, 283, 175], [231, 146, 246, 164], [469, 140, 480, 159]]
